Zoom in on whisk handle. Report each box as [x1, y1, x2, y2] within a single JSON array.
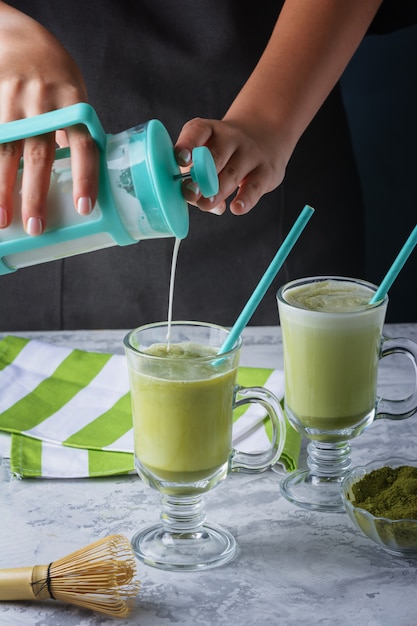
[[0, 565, 49, 601], [0, 567, 35, 601]]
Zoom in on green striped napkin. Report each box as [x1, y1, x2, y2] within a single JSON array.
[[0, 335, 300, 479]]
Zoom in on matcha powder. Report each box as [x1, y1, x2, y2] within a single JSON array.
[[351, 465, 417, 519]]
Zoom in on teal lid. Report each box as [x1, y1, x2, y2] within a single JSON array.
[[129, 120, 219, 240], [129, 120, 189, 239]]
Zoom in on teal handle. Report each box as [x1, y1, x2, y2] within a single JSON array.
[[0, 103, 107, 149], [0, 104, 135, 274]]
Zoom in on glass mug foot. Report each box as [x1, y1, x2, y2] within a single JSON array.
[[131, 523, 237, 572], [131, 492, 237, 571], [280, 440, 352, 512], [280, 469, 346, 512]]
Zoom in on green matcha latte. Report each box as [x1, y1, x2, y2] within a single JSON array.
[[278, 278, 387, 435]]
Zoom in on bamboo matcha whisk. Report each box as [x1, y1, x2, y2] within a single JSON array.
[[0, 534, 141, 618]]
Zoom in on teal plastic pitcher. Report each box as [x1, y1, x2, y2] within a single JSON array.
[[0, 104, 218, 274]]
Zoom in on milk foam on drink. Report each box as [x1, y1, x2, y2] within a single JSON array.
[[279, 279, 387, 432], [283, 279, 374, 313], [130, 341, 237, 482]]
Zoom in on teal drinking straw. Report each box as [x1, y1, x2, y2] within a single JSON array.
[[218, 204, 315, 355], [370, 223, 417, 304]]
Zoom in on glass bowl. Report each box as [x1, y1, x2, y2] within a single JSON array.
[[341, 457, 417, 557]]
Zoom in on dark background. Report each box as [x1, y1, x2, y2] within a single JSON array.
[[341, 23, 417, 323], [0, 3, 415, 329]]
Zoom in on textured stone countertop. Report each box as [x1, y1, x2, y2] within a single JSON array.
[[1, 325, 417, 626]]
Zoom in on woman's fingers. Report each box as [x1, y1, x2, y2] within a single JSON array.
[[0, 122, 100, 235], [0, 138, 22, 228], [20, 132, 55, 235], [66, 124, 99, 216]]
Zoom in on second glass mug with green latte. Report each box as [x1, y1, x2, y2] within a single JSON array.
[[124, 321, 287, 571], [277, 276, 417, 512]]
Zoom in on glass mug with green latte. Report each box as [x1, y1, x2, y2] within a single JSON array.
[[124, 321, 286, 571], [277, 276, 417, 512]]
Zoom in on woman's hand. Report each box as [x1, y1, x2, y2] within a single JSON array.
[[175, 116, 288, 216], [175, 0, 382, 217], [0, 2, 98, 234]]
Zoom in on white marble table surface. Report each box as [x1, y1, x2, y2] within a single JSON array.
[[1, 324, 417, 626]]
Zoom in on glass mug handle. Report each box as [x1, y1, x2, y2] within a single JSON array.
[[230, 385, 286, 472], [376, 336, 417, 420]]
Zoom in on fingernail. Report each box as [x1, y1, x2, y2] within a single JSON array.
[[77, 196, 93, 216], [26, 217, 43, 236], [234, 200, 245, 212], [178, 149, 192, 164], [0, 206, 8, 228], [209, 204, 225, 216], [185, 182, 200, 195]]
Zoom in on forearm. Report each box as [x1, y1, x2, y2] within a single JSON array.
[[225, 0, 383, 163]]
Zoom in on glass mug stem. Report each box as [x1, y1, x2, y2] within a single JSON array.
[[159, 493, 207, 534], [307, 440, 352, 478]]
